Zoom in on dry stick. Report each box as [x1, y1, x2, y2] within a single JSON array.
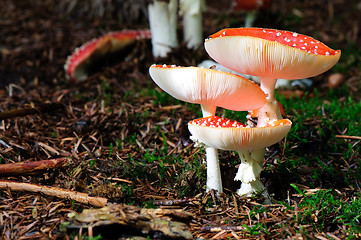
[[0, 102, 64, 121], [0, 180, 108, 207], [0, 158, 70, 176], [153, 197, 196, 206], [335, 135, 361, 140], [201, 225, 245, 232]]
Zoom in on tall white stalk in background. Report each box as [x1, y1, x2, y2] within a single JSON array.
[[148, 0, 178, 57], [179, 0, 206, 49]]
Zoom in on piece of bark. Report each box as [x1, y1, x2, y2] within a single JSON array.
[[0, 102, 64, 121], [0, 158, 69, 176], [67, 204, 194, 239], [0, 180, 108, 207]]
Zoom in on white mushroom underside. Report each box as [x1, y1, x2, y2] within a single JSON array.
[[188, 122, 292, 150], [205, 36, 341, 80], [149, 66, 266, 111]]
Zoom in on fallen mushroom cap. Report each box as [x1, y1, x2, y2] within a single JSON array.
[[149, 64, 266, 111], [205, 28, 341, 80], [188, 116, 292, 150], [65, 30, 151, 82]]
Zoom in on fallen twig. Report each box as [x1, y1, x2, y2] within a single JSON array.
[[0, 102, 64, 120], [0, 180, 108, 207], [335, 135, 361, 140], [153, 197, 196, 206], [0, 158, 70, 176], [201, 225, 245, 232]]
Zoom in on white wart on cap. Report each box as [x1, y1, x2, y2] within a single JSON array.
[[205, 28, 341, 80], [188, 116, 292, 150], [149, 65, 266, 112]]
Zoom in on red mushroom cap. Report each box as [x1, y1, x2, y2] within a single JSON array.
[[205, 28, 341, 80], [190, 116, 246, 128], [149, 64, 267, 112], [232, 0, 272, 11], [188, 117, 292, 151], [64, 30, 151, 82]]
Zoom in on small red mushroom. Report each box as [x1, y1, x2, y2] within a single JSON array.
[[188, 116, 292, 198], [64, 30, 151, 82], [232, 0, 273, 27], [328, 73, 344, 88], [232, 0, 272, 11]]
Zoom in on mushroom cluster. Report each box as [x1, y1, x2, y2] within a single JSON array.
[[149, 27, 341, 200], [149, 65, 266, 193]]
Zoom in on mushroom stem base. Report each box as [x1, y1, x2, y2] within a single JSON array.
[[236, 179, 270, 201], [234, 149, 270, 202], [234, 150, 262, 183]]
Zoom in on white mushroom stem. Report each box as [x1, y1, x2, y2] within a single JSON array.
[[257, 77, 283, 127], [200, 104, 223, 193], [234, 77, 281, 201], [244, 10, 257, 28], [234, 149, 269, 199], [204, 147, 222, 193], [251, 148, 266, 164], [148, 0, 178, 57], [234, 150, 262, 184], [180, 0, 206, 49], [200, 104, 216, 118]]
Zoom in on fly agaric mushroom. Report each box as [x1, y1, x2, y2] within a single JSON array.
[[148, 0, 178, 57], [205, 27, 340, 197], [198, 60, 313, 90], [205, 28, 341, 127], [188, 116, 292, 198], [179, 0, 206, 49], [149, 64, 266, 193], [232, 0, 272, 27], [64, 30, 151, 82], [188, 116, 291, 198]]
